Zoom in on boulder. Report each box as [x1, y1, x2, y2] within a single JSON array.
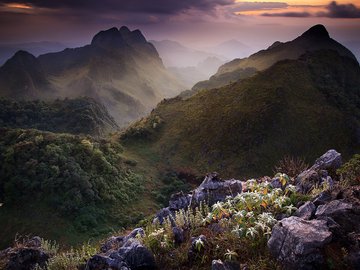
[[315, 200, 353, 217], [154, 173, 242, 224], [87, 229, 156, 270], [268, 216, 332, 270], [172, 226, 185, 245], [311, 149, 342, 171], [5, 248, 49, 270], [212, 259, 240, 270], [294, 201, 316, 220], [296, 150, 341, 193]]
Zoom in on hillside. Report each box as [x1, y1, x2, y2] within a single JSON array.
[[121, 49, 360, 178], [0, 97, 118, 137], [0, 27, 185, 126], [192, 25, 357, 92], [0, 127, 156, 248]]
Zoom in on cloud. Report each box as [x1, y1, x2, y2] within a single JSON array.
[[0, 0, 235, 14], [318, 1, 360, 18], [262, 12, 311, 17], [230, 2, 288, 12], [260, 1, 360, 19]]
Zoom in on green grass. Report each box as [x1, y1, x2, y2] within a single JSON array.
[[121, 50, 360, 179]]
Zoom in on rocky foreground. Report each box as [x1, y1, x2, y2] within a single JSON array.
[[1, 150, 359, 270]]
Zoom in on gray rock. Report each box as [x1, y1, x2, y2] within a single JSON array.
[[315, 200, 353, 217], [312, 191, 332, 206], [268, 216, 332, 270], [172, 226, 185, 245], [294, 201, 316, 220], [311, 149, 342, 171], [86, 229, 156, 270], [296, 169, 320, 194], [270, 177, 282, 189], [212, 259, 240, 270], [154, 173, 242, 224], [5, 248, 49, 270]]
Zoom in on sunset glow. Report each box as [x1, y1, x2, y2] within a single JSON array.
[[5, 3, 32, 9]]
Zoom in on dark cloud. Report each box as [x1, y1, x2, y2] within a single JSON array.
[[0, 0, 235, 14], [262, 12, 311, 17], [318, 1, 360, 18]]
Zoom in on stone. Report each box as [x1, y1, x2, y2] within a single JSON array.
[[5, 248, 49, 270], [312, 191, 332, 206], [315, 200, 353, 217], [270, 177, 282, 189], [268, 216, 332, 270], [311, 149, 342, 171], [86, 229, 156, 270], [172, 226, 185, 245], [294, 201, 316, 220], [212, 259, 240, 270]]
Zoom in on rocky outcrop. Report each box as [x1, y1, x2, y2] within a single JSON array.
[[294, 201, 316, 220], [212, 259, 240, 270], [0, 237, 49, 270], [86, 228, 156, 270], [155, 172, 242, 224], [296, 150, 341, 193], [268, 217, 332, 269]]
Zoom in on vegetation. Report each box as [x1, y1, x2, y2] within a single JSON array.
[[0, 127, 146, 248], [337, 154, 360, 186], [138, 178, 300, 269], [0, 97, 118, 136], [121, 50, 360, 178], [274, 156, 309, 177]]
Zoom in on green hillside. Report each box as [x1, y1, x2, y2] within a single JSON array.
[[0, 128, 153, 248], [0, 97, 118, 137], [121, 50, 360, 178]]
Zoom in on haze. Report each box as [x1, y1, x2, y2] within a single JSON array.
[[0, 0, 359, 62]]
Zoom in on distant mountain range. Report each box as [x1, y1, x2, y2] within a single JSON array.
[[0, 41, 67, 66], [122, 25, 360, 178], [193, 25, 357, 92], [0, 27, 185, 127]]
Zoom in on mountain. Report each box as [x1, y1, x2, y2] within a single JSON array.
[[0, 41, 67, 66], [121, 26, 360, 178], [0, 97, 118, 136], [150, 39, 223, 67], [193, 24, 357, 92], [0, 27, 184, 126], [168, 56, 225, 88], [206, 39, 251, 60]]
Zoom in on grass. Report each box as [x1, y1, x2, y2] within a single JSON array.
[[121, 50, 360, 179]]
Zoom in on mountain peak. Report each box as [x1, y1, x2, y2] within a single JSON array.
[[301, 24, 330, 39], [119, 26, 130, 34]]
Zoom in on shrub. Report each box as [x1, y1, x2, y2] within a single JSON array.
[[274, 155, 309, 177], [337, 154, 360, 186]]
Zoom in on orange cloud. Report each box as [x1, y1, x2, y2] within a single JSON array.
[[5, 3, 33, 9]]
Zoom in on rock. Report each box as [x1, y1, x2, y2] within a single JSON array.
[[5, 248, 49, 270], [169, 191, 191, 210], [311, 149, 342, 171], [26, 237, 42, 248], [192, 173, 242, 206], [154, 173, 242, 224], [212, 259, 240, 270], [87, 229, 156, 270], [294, 201, 316, 220], [347, 250, 360, 269], [172, 226, 185, 245], [268, 216, 332, 270], [312, 191, 332, 206], [270, 177, 282, 189], [117, 240, 156, 270], [315, 200, 353, 217], [296, 169, 320, 194]]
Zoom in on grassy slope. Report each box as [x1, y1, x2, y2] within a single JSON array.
[[0, 128, 161, 249], [121, 50, 360, 179]]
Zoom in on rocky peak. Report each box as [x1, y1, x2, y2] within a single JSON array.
[[91, 26, 148, 49], [3, 50, 38, 68], [300, 24, 330, 39]]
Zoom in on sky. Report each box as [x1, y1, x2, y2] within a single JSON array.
[[0, 0, 359, 54]]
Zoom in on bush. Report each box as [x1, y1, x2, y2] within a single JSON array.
[[274, 155, 309, 177], [337, 154, 360, 185]]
